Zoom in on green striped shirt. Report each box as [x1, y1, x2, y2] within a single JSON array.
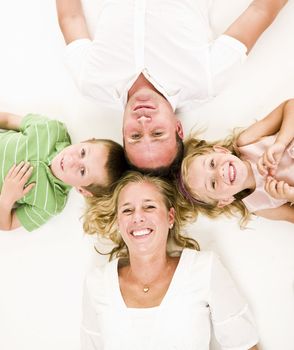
[[0, 114, 72, 231]]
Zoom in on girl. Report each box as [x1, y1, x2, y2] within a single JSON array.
[[179, 99, 294, 225]]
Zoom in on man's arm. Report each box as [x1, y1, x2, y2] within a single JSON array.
[[56, 0, 90, 44], [224, 0, 287, 53], [0, 112, 22, 131]]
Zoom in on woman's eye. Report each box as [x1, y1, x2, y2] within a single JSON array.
[[210, 159, 215, 168], [81, 148, 85, 157], [80, 168, 85, 176]]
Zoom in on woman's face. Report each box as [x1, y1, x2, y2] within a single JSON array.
[[117, 181, 175, 256]]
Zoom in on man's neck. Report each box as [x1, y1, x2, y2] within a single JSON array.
[[127, 73, 158, 100]]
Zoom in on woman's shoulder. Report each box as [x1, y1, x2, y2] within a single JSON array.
[[181, 248, 216, 269]]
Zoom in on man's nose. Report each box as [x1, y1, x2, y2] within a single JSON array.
[[137, 115, 151, 124]]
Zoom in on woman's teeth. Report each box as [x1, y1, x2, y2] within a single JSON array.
[[132, 228, 151, 237]]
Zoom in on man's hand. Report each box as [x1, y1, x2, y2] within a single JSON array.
[[264, 176, 294, 202], [257, 142, 286, 176], [0, 162, 35, 206]]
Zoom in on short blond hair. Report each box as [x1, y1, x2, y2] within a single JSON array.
[[83, 171, 199, 260]]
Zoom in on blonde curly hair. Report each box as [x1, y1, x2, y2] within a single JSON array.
[[179, 131, 251, 228], [83, 171, 199, 260]]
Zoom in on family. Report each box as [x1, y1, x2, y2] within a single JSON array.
[[0, 0, 292, 349]]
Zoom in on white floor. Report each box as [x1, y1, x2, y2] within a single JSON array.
[[0, 1, 293, 349]]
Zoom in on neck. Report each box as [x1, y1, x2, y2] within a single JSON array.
[[243, 160, 256, 190], [127, 73, 158, 100], [128, 250, 170, 286]]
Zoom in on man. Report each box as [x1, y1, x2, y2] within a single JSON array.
[[56, 0, 287, 176]]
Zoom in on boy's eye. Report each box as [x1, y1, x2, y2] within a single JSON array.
[[210, 159, 215, 168], [81, 148, 85, 157], [80, 168, 85, 176]]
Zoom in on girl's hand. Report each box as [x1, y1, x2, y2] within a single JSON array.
[[257, 142, 286, 177], [264, 176, 294, 203], [0, 162, 35, 206]]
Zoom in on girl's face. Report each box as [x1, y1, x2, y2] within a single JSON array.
[[186, 146, 254, 207], [117, 181, 175, 257]]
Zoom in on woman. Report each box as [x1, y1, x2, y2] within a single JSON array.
[[82, 172, 258, 350]]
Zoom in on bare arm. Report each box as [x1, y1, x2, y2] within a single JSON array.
[[249, 346, 259, 350], [237, 99, 294, 147], [255, 203, 294, 223], [224, 0, 287, 53], [0, 162, 35, 231], [56, 0, 90, 44], [0, 112, 22, 131]]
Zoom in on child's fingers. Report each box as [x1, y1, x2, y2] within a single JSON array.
[[23, 182, 35, 195], [16, 163, 32, 180], [19, 166, 34, 184], [8, 161, 26, 178], [257, 157, 268, 176], [6, 163, 18, 178]]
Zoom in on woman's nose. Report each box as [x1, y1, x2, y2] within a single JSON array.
[[132, 210, 145, 223]]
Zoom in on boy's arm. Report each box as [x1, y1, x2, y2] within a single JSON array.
[[0, 112, 22, 131], [0, 162, 34, 231], [254, 203, 294, 224], [224, 0, 287, 53], [56, 0, 90, 44], [237, 99, 294, 147]]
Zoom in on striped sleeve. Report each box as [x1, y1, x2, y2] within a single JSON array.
[[15, 204, 55, 232]]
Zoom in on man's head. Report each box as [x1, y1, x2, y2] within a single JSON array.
[[50, 139, 128, 196], [123, 88, 184, 176]]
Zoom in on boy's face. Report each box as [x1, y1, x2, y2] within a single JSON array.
[[50, 142, 108, 188]]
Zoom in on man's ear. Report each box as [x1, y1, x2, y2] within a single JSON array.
[[76, 187, 93, 197], [176, 120, 184, 139], [217, 197, 235, 208], [213, 145, 231, 154]]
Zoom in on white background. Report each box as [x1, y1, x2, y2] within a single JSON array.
[[0, 1, 293, 349]]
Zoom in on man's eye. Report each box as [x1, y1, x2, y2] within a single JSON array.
[[210, 159, 215, 168], [144, 205, 156, 210], [153, 131, 163, 137], [81, 148, 85, 157], [80, 168, 85, 176], [131, 133, 141, 140]]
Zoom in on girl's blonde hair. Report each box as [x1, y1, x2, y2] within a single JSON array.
[[83, 171, 199, 260], [180, 131, 251, 228]]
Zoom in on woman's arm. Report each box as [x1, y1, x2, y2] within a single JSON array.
[[224, 0, 287, 53], [56, 0, 90, 44], [0, 112, 22, 131], [255, 203, 294, 223]]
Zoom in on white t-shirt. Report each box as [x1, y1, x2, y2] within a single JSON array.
[[65, 0, 247, 112], [81, 249, 258, 350]]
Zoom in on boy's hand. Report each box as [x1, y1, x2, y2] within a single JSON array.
[[0, 162, 35, 206], [257, 142, 286, 176], [264, 176, 294, 203]]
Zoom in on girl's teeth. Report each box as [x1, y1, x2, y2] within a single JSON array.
[[132, 229, 151, 237], [229, 164, 235, 182]]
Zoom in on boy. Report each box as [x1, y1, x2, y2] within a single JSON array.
[[0, 112, 127, 231]]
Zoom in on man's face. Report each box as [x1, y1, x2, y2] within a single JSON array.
[[123, 88, 183, 169]]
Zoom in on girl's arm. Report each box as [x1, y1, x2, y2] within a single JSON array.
[[0, 162, 35, 231], [0, 112, 22, 131], [56, 0, 90, 45], [237, 99, 294, 147], [224, 0, 287, 53], [255, 203, 294, 224], [237, 99, 294, 175]]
